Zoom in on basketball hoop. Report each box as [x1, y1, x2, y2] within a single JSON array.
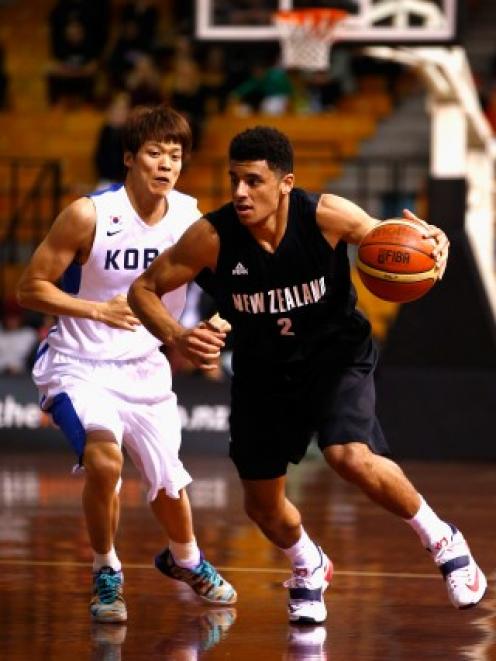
[[274, 8, 349, 72]]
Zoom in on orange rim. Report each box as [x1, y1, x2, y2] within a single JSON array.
[[274, 8, 349, 26]]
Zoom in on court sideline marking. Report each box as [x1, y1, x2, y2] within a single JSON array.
[[0, 558, 442, 579]]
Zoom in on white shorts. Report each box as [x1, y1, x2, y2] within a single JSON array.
[[32, 343, 192, 501]]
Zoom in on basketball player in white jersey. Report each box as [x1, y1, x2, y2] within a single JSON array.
[[16, 106, 236, 623]]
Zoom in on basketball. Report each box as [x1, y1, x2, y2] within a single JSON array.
[[356, 220, 438, 303]]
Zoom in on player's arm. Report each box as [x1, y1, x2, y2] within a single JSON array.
[[316, 194, 449, 277], [316, 193, 380, 247], [16, 198, 140, 330], [128, 218, 226, 370]]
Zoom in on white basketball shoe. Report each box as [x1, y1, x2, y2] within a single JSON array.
[[284, 547, 334, 625], [431, 524, 487, 609], [287, 625, 327, 660]]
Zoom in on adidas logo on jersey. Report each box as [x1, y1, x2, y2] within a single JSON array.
[[232, 262, 248, 275]]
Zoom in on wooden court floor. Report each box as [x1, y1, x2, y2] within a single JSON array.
[[0, 450, 495, 660]]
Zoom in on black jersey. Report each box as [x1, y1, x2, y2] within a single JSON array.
[[199, 188, 371, 373]]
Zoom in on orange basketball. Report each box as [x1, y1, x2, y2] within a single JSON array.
[[356, 220, 438, 303]]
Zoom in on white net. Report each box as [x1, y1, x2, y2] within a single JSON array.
[[274, 10, 346, 72]]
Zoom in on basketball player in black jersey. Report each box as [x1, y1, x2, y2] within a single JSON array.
[[129, 126, 486, 624]]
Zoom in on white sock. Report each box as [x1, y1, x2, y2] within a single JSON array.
[[406, 496, 452, 549], [93, 546, 121, 572], [169, 538, 201, 569], [280, 529, 322, 569]]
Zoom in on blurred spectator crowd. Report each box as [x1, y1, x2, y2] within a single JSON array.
[[0, 0, 493, 135], [0, 0, 407, 147]]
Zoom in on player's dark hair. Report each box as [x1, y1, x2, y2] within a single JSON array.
[[122, 105, 192, 159], [229, 126, 293, 174]]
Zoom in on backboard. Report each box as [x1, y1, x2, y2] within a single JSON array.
[[195, 0, 459, 44]]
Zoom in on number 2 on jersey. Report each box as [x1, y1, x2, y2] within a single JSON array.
[[277, 317, 295, 336]]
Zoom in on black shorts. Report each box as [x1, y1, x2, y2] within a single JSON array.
[[229, 339, 389, 480]]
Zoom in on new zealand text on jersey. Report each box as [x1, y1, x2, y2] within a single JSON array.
[[232, 277, 326, 314]]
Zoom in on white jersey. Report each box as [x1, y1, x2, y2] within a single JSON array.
[[47, 184, 201, 361]]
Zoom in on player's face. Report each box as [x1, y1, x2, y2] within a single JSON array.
[[125, 141, 183, 196], [229, 160, 293, 225]]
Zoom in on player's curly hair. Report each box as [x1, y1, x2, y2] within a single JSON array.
[[229, 126, 293, 174], [122, 105, 192, 159]]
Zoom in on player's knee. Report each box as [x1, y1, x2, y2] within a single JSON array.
[[84, 441, 123, 489], [325, 443, 373, 482]]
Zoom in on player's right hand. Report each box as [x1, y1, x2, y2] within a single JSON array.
[[95, 294, 141, 330], [402, 208, 449, 278]]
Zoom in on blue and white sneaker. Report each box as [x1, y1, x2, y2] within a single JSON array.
[[155, 548, 237, 605], [155, 608, 236, 657], [198, 608, 237, 652], [284, 547, 333, 625], [90, 566, 127, 623], [431, 524, 487, 609]]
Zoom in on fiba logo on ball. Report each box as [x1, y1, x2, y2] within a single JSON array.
[[356, 220, 439, 303], [378, 249, 410, 265]]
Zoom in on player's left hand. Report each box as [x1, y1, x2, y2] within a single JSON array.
[[195, 314, 231, 372], [402, 209, 450, 279], [177, 314, 231, 372]]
